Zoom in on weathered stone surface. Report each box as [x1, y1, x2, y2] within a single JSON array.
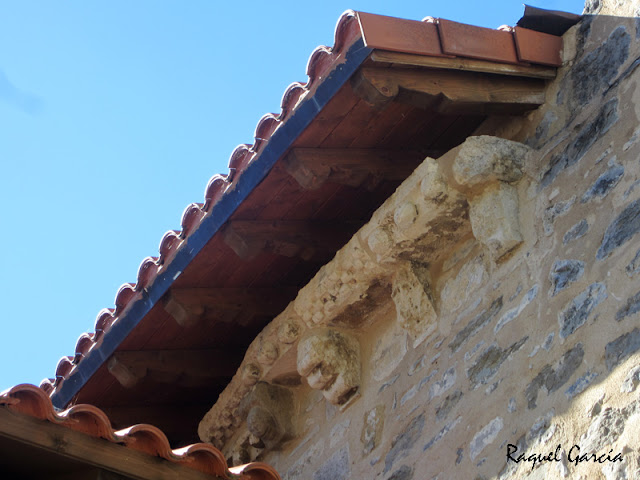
[[314, 447, 350, 480], [543, 197, 576, 236], [387, 465, 413, 480], [423, 417, 461, 452], [581, 164, 624, 203], [558, 283, 607, 339], [440, 255, 487, 313], [605, 328, 640, 371], [621, 364, 640, 393], [549, 260, 585, 297], [467, 337, 528, 388], [581, 405, 635, 453], [495, 286, 538, 333], [469, 417, 503, 461], [615, 290, 640, 321], [435, 391, 463, 422], [563, 26, 630, 113], [468, 183, 523, 260], [452, 136, 530, 188], [449, 297, 503, 353], [526, 344, 584, 409], [565, 371, 598, 399], [392, 263, 437, 346], [330, 419, 351, 448], [285, 440, 324, 480], [563, 219, 589, 245], [626, 248, 640, 277], [429, 367, 457, 400], [599, 197, 640, 259], [362, 405, 385, 456], [384, 414, 424, 473], [542, 98, 619, 188], [372, 325, 408, 382], [297, 329, 361, 405]]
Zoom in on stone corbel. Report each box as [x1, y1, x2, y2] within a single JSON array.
[[449, 136, 531, 261], [297, 329, 361, 407], [240, 382, 294, 450]]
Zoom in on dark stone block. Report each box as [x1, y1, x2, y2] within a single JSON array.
[[597, 198, 640, 260], [566, 26, 629, 111], [616, 291, 640, 321], [525, 343, 584, 409], [542, 98, 619, 188], [448, 297, 503, 353], [435, 391, 463, 422], [563, 219, 589, 245], [581, 165, 624, 203], [467, 337, 528, 388], [314, 448, 349, 480], [387, 465, 413, 480], [596, 199, 640, 260], [559, 283, 607, 339], [549, 259, 585, 297], [384, 414, 424, 474], [606, 328, 640, 371]]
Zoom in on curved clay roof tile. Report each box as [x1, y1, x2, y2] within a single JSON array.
[[74, 333, 94, 363], [332, 10, 359, 53], [136, 256, 160, 290], [204, 174, 229, 211], [180, 203, 206, 239], [158, 230, 182, 265], [279, 82, 307, 120], [252, 114, 280, 153], [114, 283, 137, 316]]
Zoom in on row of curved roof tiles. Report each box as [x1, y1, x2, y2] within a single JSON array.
[[0, 384, 280, 479]]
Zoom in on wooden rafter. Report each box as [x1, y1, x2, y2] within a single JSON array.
[[222, 220, 356, 260], [283, 148, 427, 190], [352, 67, 546, 113]]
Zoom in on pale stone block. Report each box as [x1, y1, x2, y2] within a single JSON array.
[[468, 183, 523, 260], [391, 262, 437, 347]]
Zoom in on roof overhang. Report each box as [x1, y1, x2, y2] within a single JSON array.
[[45, 10, 576, 445]]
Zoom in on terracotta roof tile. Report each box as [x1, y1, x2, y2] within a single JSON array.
[[0, 384, 280, 479]]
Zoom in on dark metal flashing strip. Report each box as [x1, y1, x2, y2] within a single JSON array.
[[52, 38, 372, 409]]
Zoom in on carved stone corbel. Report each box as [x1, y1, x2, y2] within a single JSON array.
[[240, 382, 294, 450], [450, 136, 531, 261], [297, 329, 360, 406]]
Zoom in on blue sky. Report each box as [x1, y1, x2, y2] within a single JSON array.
[[0, 0, 584, 392]]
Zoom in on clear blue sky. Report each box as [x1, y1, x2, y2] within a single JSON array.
[[0, 0, 584, 392]]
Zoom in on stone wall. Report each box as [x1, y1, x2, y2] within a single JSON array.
[[199, 6, 640, 480]]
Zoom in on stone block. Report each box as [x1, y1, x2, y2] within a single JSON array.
[[391, 262, 437, 347], [468, 183, 523, 260]]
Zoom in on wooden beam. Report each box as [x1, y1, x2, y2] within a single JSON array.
[[107, 349, 242, 389], [222, 220, 356, 260], [370, 50, 557, 79], [0, 408, 219, 480], [283, 148, 427, 190], [352, 67, 546, 113]]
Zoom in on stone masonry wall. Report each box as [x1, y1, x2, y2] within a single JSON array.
[[200, 7, 640, 480]]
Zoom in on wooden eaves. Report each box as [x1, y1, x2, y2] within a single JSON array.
[[44, 9, 576, 446]]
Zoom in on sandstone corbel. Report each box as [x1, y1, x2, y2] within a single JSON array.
[[450, 136, 531, 261], [297, 329, 361, 406]]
